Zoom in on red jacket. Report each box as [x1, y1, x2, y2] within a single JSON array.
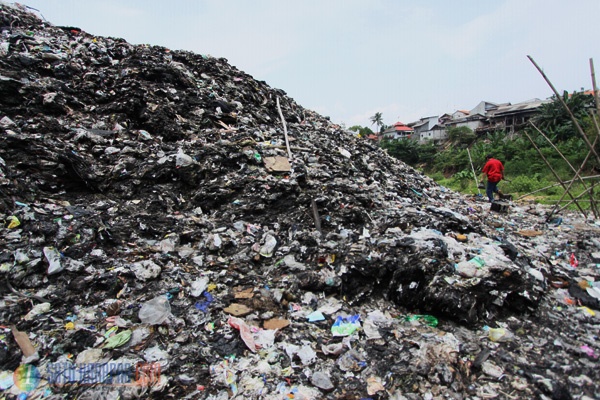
[[482, 158, 504, 183]]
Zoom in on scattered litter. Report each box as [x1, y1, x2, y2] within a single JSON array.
[[0, 4, 599, 399]]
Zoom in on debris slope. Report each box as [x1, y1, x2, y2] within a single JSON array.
[[1, 4, 599, 399]]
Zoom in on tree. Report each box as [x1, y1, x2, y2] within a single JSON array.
[[447, 126, 475, 145], [370, 112, 383, 134], [348, 125, 374, 138], [534, 90, 595, 141], [380, 138, 420, 164]]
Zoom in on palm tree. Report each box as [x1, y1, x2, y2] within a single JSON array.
[[370, 112, 383, 134]]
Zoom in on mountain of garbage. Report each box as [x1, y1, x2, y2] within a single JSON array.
[[1, 3, 599, 399]]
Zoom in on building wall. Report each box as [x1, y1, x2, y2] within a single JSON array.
[[454, 120, 483, 131], [419, 128, 447, 143]]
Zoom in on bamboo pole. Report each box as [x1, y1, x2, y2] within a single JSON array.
[[467, 147, 481, 195], [545, 131, 600, 219], [276, 97, 293, 159], [591, 58, 600, 115], [557, 185, 598, 213], [530, 121, 599, 217], [523, 130, 587, 216], [311, 199, 322, 235], [527, 55, 600, 166], [516, 174, 600, 200]]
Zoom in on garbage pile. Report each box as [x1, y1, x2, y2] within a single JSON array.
[[1, 3, 599, 399]]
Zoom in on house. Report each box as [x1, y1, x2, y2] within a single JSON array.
[[452, 110, 470, 119], [408, 116, 448, 143], [381, 121, 414, 140], [444, 108, 488, 132], [485, 98, 550, 134], [398, 97, 549, 143]]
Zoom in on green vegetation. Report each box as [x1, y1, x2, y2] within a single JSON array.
[[366, 91, 600, 208], [447, 126, 476, 145], [370, 112, 383, 134], [348, 125, 374, 138]]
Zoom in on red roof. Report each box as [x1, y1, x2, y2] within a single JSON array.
[[391, 122, 413, 132]]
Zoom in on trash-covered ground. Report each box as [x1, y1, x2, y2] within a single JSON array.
[[0, 3, 599, 399]]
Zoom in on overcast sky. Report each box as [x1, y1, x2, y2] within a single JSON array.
[[18, 0, 600, 129]]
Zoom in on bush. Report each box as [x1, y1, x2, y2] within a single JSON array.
[[504, 175, 545, 194]]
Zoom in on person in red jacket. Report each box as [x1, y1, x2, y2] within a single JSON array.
[[481, 154, 504, 202]]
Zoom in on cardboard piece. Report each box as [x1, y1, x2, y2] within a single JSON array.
[[263, 318, 290, 330], [11, 326, 36, 357], [234, 288, 255, 299], [263, 156, 291, 172], [223, 303, 253, 317]]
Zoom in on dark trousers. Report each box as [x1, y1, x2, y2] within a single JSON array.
[[486, 181, 499, 202]]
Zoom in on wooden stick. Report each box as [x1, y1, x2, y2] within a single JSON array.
[[530, 122, 599, 217], [515, 175, 600, 201], [557, 185, 598, 212], [311, 199, 322, 235], [467, 147, 481, 195], [523, 130, 587, 217], [549, 117, 600, 217], [591, 58, 600, 115], [516, 174, 600, 200], [528, 55, 600, 165], [276, 97, 293, 159]]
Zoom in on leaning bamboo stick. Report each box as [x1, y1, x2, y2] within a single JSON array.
[[530, 121, 599, 217], [591, 58, 600, 115], [557, 185, 598, 213], [276, 97, 293, 159], [516, 174, 600, 200], [467, 147, 481, 195], [523, 130, 587, 217], [528, 55, 600, 166]]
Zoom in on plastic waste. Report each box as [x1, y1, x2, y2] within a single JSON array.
[[487, 327, 514, 342], [404, 314, 438, 327], [481, 361, 504, 378], [190, 277, 209, 297], [283, 343, 317, 366], [338, 147, 351, 158], [195, 291, 214, 312], [578, 306, 595, 317], [362, 319, 382, 339], [259, 234, 277, 257], [0, 371, 14, 390], [175, 148, 194, 167], [43, 246, 63, 275], [307, 310, 325, 322], [336, 349, 366, 371], [139, 295, 171, 325], [581, 345, 598, 359], [6, 215, 20, 228], [455, 256, 489, 278], [130, 260, 161, 281], [310, 371, 334, 391], [23, 302, 51, 320], [103, 329, 132, 349], [331, 315, 361, 336], [321, 342, 345, 356], [367, 375, 385, 396], [228, 316, 257, 352], [570, 253, 579, 268]]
